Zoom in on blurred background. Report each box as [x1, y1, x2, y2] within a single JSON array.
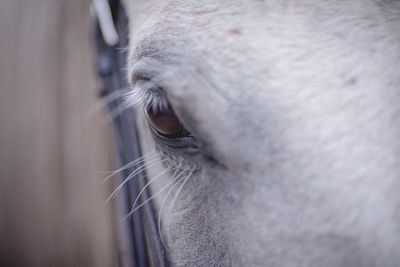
[[0, 0, 120, 266]]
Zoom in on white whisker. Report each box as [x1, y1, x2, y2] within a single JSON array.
[[123, 166, 187, 219], [101, 150, 158, 183], [170, 167, 195, 214], [84, 88, 131, 120], [106, 99, 135, 121], [105, 158, 167, 203], [158, 166, 191, 248], [129, 167, 172, 217], [164, 167, 195, 246]]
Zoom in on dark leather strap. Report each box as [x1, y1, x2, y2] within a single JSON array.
[[92, 1, 168, 266]]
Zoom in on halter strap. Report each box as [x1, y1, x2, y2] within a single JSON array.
[[92, 1, 168, 266]]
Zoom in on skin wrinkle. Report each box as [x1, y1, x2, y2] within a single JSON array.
[[123, 0, 400, 266]]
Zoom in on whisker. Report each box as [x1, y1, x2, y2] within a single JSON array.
[[101, 150, 158, 183], [170, 167, 195, 214], [84, 88, 131, 120], [158, 166, 191, 248], [102, 154, 161, 185], [106, 100, 135, 122], [105, 158, 167, 203], [164, 167, 195, 246], [123, 166, 187, 219], [129, 166, 172, 217]]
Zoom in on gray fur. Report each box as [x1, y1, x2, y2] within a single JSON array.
[[123, 0, 400, 266]]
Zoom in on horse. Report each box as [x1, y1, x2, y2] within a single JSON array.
[[119, 0, 400, 266]]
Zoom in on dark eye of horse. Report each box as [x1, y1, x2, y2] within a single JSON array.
[[145, 105, 188, 138]]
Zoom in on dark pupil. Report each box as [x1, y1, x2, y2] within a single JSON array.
[[146, 106, 184, 136]]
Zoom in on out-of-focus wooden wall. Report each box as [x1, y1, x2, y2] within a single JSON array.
[[0, 0, 118, 266]]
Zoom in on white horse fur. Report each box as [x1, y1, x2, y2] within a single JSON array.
[[122, 1, 400, 266]]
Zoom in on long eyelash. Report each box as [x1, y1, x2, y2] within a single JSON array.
[[124, 83, 169, 112]]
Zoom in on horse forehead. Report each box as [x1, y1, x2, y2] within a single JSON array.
[[128, 0, 400, 80], [125, 0, 400, 30]]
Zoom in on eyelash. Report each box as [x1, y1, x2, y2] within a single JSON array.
[[124, 84, 169, 112]]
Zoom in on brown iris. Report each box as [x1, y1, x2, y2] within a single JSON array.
[[145, 105, 187, 137]]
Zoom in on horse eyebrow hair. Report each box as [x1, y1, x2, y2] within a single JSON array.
[[128, 57, 163, 86], [132, 71, 151, 84]]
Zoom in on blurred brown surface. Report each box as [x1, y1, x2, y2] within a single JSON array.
[[0, 0, 118, 266]]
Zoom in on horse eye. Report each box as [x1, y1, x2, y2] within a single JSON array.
[[145, 105, 188, 138]]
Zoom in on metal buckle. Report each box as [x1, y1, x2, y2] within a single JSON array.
[[92, 0, 119, 46]]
